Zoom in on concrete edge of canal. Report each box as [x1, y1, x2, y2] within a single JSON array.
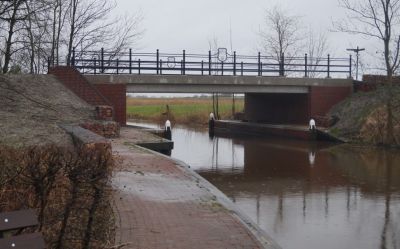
[[135, 144, 283, 249]]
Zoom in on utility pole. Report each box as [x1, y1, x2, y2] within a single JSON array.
[[346, 46, 365, 81]]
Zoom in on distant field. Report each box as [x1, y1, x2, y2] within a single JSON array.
[[127, 97, 244, 125]]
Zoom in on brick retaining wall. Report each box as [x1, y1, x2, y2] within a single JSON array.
[[94, 84, 127, 126], [49, 66, 110, 106], [309, 86, 353, 118], [354, 75, 400, 92], [49, 66, 127, 125]]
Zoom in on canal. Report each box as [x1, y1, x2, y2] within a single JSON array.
[[130, 122, 400, 249]]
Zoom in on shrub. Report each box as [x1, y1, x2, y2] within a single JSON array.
[[0, 145, 114, 249]]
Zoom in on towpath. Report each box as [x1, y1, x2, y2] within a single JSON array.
[[110, 127, 280, 249]]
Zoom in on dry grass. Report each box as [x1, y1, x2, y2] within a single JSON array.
[[127, 97, 244, 125], [0, 145, 115, 249]]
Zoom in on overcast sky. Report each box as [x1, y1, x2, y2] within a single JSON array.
[[115, 0, 378, 62]]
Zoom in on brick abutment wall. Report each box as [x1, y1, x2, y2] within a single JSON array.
[[363, 75, 400, 85], [49, 66, 127, 125], [49, 66, 110, 106], [309, 86, 353, 117], [355, 75, 400, 92]]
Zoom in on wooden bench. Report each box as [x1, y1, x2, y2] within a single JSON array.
[[0, 210, 45, 249]]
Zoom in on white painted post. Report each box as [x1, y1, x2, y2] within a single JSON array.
[[209, 113, 215, 136], [309, 118, 316, 131], [209, 113, 215, 121], [165, 120, 172, 140]]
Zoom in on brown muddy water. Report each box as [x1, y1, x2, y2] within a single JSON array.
[[129, 122, 400, 249]]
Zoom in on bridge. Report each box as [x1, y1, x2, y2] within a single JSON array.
[[48, 49, 355, 130]]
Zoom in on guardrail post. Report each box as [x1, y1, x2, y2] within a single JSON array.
[[160, 59, 163, 74], [47, 57, 51, 72], [180, 60, 183, 74], [129, 48, 132, 74], [233, 51, 236, 76], [209, 50, 212, 75], [258, 52, 261, 76], [116, 58, 119, 74], [280, 53, 285, 76], [94, 57, 97, 74], [183, 49, 186, 75], [156, 49, 159, 75], [138, 59, 141, 75], [101, 48, 104, 73], [305, 53, 308, 77], [72, 47, 76, 67], [260, 62, 263, 76], [221, 61, 224, 76], [201, 60, 204, 75], [241, 61, 243, 76], [327, 54, 331, 78], [349, 54, 352, 78]]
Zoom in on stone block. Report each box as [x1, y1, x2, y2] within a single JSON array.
[[80, 121, 120, 138], [96, 105, 114, 121]]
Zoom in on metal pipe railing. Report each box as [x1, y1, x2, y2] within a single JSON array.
[[54, 47, 353, 78]]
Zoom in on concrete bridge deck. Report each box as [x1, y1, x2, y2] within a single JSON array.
[[84, 74, 353, 93]]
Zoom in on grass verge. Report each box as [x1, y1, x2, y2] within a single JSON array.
[[127, 97, 244, 125]]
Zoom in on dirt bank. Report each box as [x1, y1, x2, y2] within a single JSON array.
[[328, 85, 400, 145], [0, 74, 95, 147], [0, 74, 115, 248]]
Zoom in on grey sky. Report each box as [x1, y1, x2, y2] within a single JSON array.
[[116, 0, 377, 61]]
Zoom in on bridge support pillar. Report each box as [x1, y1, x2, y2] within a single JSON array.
[[308, 86, 353, 120]]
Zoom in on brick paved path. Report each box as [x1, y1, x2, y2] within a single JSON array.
[[110, 139, 275, 249]]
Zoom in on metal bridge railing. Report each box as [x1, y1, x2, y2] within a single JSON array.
[[52, 48, 353, 78]]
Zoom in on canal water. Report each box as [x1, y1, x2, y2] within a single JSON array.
[[129, 122, 400, 249]]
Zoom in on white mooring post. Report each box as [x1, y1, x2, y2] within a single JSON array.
[[209, 113, 215, 136], [309, 118, 317, 140], [209, 113, 215, 121], [309, 118, 316, 131], [165, 120, 172, 140]]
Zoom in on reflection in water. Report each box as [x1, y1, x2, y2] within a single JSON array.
[[309, 151, 316, 166], [130, 122, 400, 249]]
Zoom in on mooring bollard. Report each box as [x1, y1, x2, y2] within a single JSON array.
[[164, 120, 172, 140], [309, 118, 317, 140], [209, 113, 215, 137]]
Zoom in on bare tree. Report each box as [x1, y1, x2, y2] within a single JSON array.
[[49, 0, 68, 65], [21, 0, 52, 73], [66, 0, 113, 64], [336, 0, 400, 78], [306, 28, 330, 78], [258, 5, 303, 62], [65, 0, 143, 65], [335, 0, 400, 144], [107, 14, 144, 56], [0, 0, 28, 73], [208, 36, 222, 75], [0, 0, 143, 73]]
